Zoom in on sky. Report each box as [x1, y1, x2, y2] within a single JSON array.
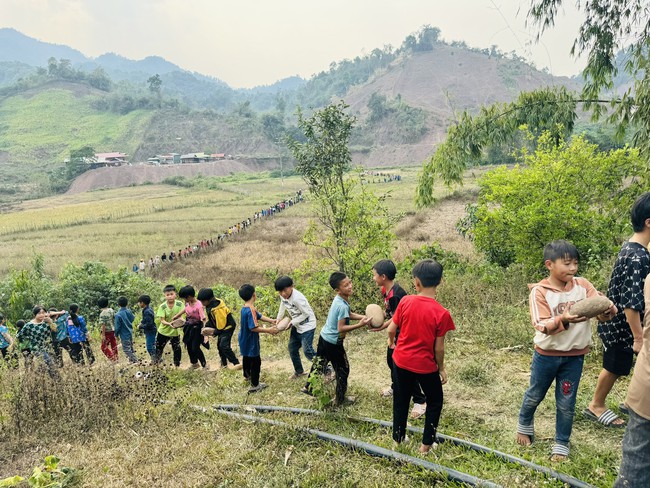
[[0, 0, 585, 88]]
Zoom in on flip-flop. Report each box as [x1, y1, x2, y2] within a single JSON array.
[[619, 403, 630, 416], [583, 408, 626, 427]]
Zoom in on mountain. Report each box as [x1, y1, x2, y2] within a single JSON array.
[[0, 28, 87, 66]]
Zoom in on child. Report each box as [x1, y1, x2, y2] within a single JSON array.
[[274, 276, 317, 380], [114, 296, 139, 364], [16, 306, 58, 374], [50, 307, 73, 367], [174, 286, 208, 369], [0, 313, 15, 365], [67, 304, 95, 365], [197, 288, 240, 370], [155, 285, 184, 367], [14, 320, 29, 369], [517, 240, 616, 460], [98, 297, 118, 362], [137, 295, 157, 362], [587, 192, 650, 427], [388, 260, 455, 453], [302, 272, 371, 406], [238, 284, 278, 393], [371, 259, 427, 420]]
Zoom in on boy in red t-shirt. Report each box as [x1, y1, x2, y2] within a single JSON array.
[[387, 259, 455, 453]]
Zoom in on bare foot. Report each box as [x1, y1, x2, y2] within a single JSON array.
[[419, 443, 437, 453], [550, 454, 567, 462], [516, 433, 532, 446]]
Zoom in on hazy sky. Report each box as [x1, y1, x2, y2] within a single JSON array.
[[0, 0, 584, 88]]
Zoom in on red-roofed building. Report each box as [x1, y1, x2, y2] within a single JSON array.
[[95, 152, 128, 166]]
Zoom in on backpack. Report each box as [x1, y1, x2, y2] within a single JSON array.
[[210, 299, 235, 331]]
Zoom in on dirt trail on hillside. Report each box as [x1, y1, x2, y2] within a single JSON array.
[[66, 160, 275, 194]]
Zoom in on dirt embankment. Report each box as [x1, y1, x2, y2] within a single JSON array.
[[66, 158, 283, 194]]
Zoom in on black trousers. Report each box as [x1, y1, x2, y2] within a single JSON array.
[[51, 336, 72, 367], [392, 365, 443, 445], [183, 322, 206, 367], [306, 336, 349, 404], [387, 346, 426, 404], [216, 328, 239, 366], [243, 355, 261, 386], [69, 342, 84, 364], [155, 334, 182, 367], [82, 341, 95, 365]]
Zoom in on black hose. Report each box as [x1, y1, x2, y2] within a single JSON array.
[[213, 404, 594, 488], [213, 407, 502, 488]]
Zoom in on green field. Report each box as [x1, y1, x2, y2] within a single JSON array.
[[0, 168, 627, 487]]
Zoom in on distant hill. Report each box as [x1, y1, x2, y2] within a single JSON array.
[[0, 26, 591, 196]]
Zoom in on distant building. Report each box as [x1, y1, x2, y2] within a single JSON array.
[[95, 152, 128, 167], [180, 152, 209, 164], [210, 153, 226, 161], [148, 153, 181, 165]]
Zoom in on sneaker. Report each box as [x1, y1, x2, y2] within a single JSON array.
[[248, 383, 267, 393], [410, 403, 427, 419], [229, 363, 243, 371], [288, 372, 308, 380], [380, 386, 393, 397]]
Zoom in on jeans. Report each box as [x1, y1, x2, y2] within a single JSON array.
[[392, 365, 443, 445], [216, 329, 239, 367], [288, 327, 316, 374], [119, 335, 139, 363], [305, 336, 349, 405], [615, 407, 650, 487], [155, 333, 182, 367], [143, 330, 157, 361], [243, 355, 261, 387], [517, 351, 584, 455]]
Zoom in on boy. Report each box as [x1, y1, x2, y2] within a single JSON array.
[[302, 272, 371, 406], [388, 260, 455, 453], [615, 277, 650, 487], [137, 295, 157, 362], [50, 307, 72, 367], [517, 240, 616, 460], [174, 286, 208, 369], [371, 259, 427, 420], [587, 192, 650, 427], [155, 285, 184, 367], [197, 288, 240, 369], [274, 276, 317, 380], [114, 296, 139, 364], [238, 284, 278, 393], [98, 297, 118, 362]]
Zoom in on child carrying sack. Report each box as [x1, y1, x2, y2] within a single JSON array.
[[201, 299, 236, 336]]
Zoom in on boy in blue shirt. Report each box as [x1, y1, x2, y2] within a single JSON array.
[[238, 284, 278, 393], [137, 295, 157, 362], [302, 272, 370, 406], [114, 296, 139, 364]]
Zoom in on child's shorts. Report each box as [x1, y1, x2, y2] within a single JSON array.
[[603, 345, 634, 376]]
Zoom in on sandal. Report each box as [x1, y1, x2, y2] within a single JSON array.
[[583, 408, 626, 427]]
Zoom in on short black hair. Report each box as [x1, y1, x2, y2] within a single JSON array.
[[32, 305, 46, 316], [163, 284, 176, 293], [274, 275, 294, 291], [372, 259, 397, 280], [412, 259, 443, 287], [16, 319, 25, 329], [97, 297, 109, 308], [138, 295, 151, 305], [631, 192, 650, 232], [117, 296, 128, 308], [197, 288, 215, 302], [178, 286, 196, 299], [48, 307, 58, 313], [543, 239, 579, 263], [329, 271, 348, 290], [238, 284, 255, 301], [69, 303, 79, 314]]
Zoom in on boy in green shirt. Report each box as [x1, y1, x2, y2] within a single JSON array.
[[155, 284, 184, 367]]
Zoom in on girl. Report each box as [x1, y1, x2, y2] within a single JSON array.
[[68, 304, 95, 365], [16, 306, 57, 375], [173, 285, 208, 369]]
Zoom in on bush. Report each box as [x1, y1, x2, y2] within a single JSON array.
[[470, 133, 648, 274]]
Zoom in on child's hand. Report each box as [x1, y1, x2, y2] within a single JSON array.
[[561, 308, 587, 326], [439, 369, 448, 385], [596, 301, 618, 322], [358, 316, 371, 326]]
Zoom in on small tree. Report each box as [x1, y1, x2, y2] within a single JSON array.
[[66, 146, 95, 181], [147, 74, 162, 107], [287, 102, 394, 288]]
